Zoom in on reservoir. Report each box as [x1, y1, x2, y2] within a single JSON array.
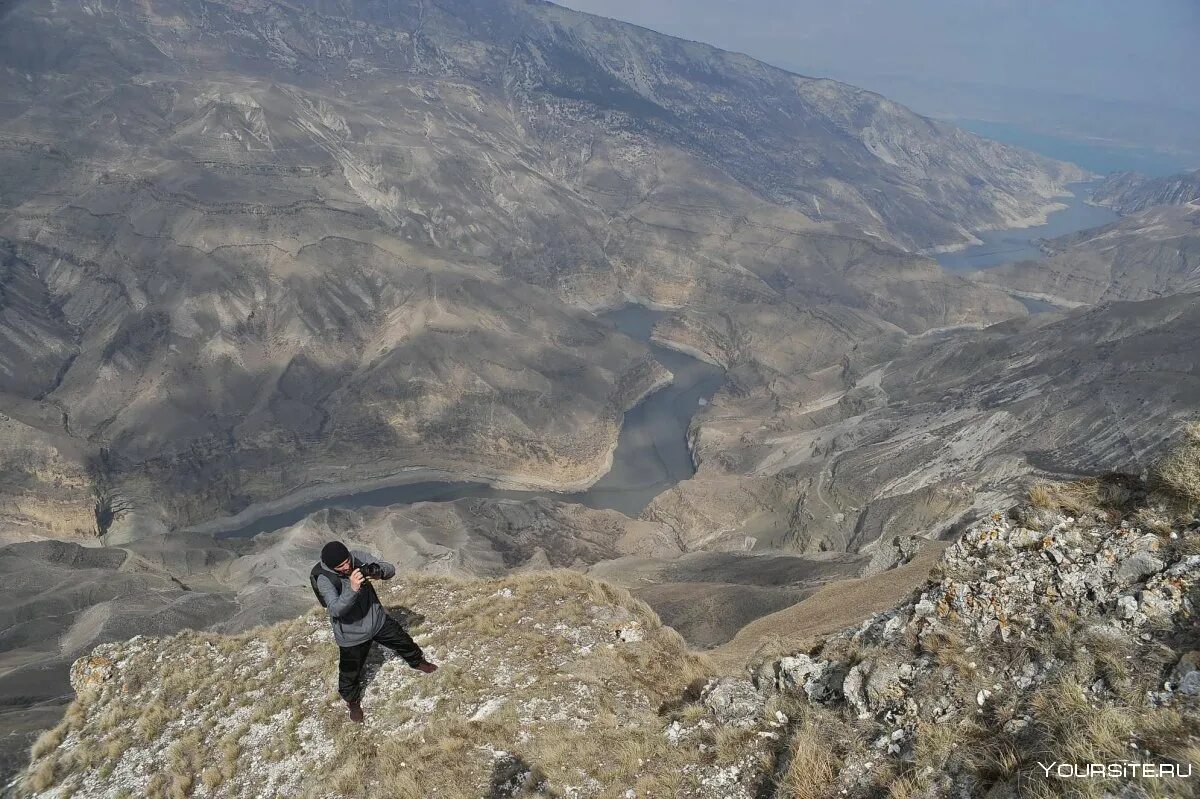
[[214, 304, 724, 539]]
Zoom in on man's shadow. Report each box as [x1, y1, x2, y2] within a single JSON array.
[[358, 606, 424, 697]]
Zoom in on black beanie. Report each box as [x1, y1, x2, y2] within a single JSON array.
[[321, 540, 351, 569]]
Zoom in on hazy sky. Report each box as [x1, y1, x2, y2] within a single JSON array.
[[556, 0, 1198, 111]]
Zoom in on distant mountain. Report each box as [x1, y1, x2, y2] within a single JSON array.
[[0, 0, 1066, 537], [1092, 168, 1200, 214]]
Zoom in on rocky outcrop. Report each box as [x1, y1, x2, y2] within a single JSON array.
[[757, 499, 1200, 796]]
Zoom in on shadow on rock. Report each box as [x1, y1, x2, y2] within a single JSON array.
[[488, 753, 558, 799]]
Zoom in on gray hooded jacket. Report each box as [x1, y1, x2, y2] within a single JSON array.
[[313, 549, 396, 647]]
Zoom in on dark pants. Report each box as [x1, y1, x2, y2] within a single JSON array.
[[338, 614, 425, 702]]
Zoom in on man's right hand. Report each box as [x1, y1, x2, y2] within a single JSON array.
[[349, 568, 365, 592]]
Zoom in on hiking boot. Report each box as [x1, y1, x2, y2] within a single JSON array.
[[347, 700, 364, 723], [415, 661, 438, 674]]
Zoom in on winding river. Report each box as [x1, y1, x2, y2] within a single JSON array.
[[214, 184, 1119, 539], [215, 304, 724, 539], [935, 180, 1118, 313]]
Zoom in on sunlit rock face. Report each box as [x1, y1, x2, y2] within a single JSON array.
[[1092, 168, 1200, 215]]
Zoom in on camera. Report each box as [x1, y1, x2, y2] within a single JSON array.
[[358, 562, 383, 579]]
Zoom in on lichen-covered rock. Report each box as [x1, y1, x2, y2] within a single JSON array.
[[1171, 651, 1200, 695], [863, 661, 907, 711], [68, 655, 115, 695], [700, 677, 765, 729], [776, 654, 844, 705], [764, 501, 1200, 797], [842, 663, 870, 718], [777, 655, 820, 694]]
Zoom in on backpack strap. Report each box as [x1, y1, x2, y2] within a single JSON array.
[[310, 562, 340, 608]]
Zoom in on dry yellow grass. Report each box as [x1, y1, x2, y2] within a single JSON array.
[[1153, 421, 1200, 506], [21, 570, 755, 799], [29, 726, 66, 760], [302, 571, 721, 799], [1027, 421, 1200, 524], [1025, 476, 1135, 517], [779, 715, 840, 799]]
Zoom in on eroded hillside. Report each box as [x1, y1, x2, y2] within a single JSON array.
[[1092, 169, 1200, 215], [0, 0, 1073, 538]]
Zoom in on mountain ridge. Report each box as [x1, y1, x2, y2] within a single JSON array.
[[1092, 168, 1200, 215]]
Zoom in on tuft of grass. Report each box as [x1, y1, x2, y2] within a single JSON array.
[[1134, 505, 1175, 534], [30, 723, 67, 759], [134, 700, 172, 741], [1028, 477, 1102, 514], [1026, 474, 1142, 518], [1026, 481, 1058, 510], [1152, 421, 1200, 507], [200, 765, 224, 791], [780, 715, 840, 799], [26, 757, 57, 792]]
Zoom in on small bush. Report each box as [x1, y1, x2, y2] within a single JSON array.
[[26, 758, 57, 792]]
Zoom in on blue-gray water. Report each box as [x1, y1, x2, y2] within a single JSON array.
[[934, 180, 1117, 273], [217, 305, 724, 538], [1013, 296, 1060, 314]]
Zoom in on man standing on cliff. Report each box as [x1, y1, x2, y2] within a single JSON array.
[[310, 541, 438, 723]]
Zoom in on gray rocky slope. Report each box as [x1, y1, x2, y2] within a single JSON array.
[[0, 0, 1077, 539], [753, 485, 1200, 797], [1092, 169, 1200, 215], [8, 485, 1199, 798]]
